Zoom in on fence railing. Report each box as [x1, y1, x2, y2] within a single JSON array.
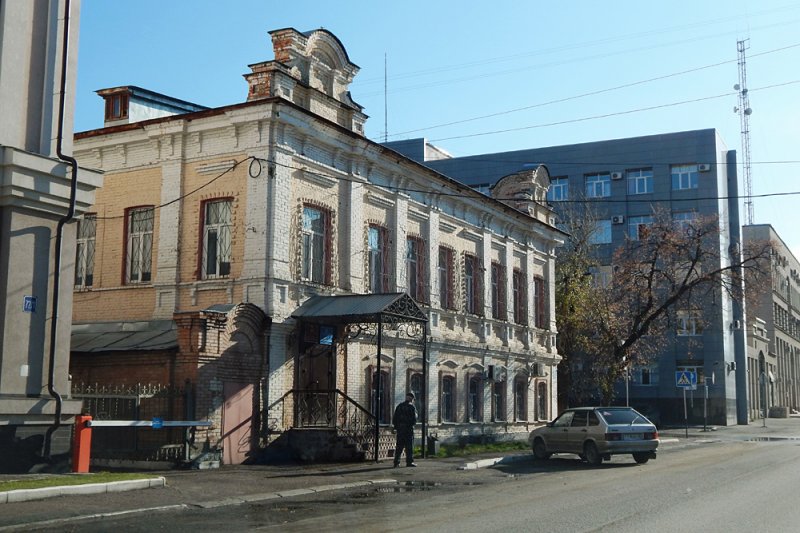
[[262, 389, 383, 460], [71, 382, 192, 462]]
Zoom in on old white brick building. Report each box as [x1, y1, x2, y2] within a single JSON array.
[[72, 28, 564, 462]]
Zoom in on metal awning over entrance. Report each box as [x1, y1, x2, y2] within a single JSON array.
[[291, 293, 428, 461], [292, 292, 427, 325]]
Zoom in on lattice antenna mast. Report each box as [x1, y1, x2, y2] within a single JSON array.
[[735, 39, 754, 225]]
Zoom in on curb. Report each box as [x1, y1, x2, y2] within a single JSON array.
[[0, 477, 166, 504]]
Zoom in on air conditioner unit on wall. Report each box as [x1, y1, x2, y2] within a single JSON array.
[[698, 163, 711, 172], [611, 171, 624, 180], [612, 215, 625, 224]]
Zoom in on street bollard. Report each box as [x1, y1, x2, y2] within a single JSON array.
[[72, 414, 93, 473]]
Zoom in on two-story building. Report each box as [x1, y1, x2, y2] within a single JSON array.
[[70, 28, 564, 463]]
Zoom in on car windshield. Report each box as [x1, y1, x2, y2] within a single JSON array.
[[597, 408, 646, 425]]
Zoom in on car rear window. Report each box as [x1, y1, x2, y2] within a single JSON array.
[[597, 409, 645, 424]]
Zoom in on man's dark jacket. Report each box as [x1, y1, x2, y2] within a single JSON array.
[[393, 401, 417, 432]]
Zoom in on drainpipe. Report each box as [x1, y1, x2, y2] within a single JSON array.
[[45, 0, 78, 459]]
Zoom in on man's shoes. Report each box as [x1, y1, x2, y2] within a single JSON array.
[[407, 463, 418, 467]]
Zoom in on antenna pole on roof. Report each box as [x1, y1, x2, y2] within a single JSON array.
[[384, 53, 388, 143]]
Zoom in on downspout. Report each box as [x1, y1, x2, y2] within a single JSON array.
[[45, 0, 78, 459]]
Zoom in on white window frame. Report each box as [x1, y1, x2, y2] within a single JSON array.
[[677, 310, 703, 336], [75, 214, 96, 288], [671, 164, 699, 190], [585, 173, 611, 198], [589, 219, 612, 244], [547, 177, 569, 202], [636, 365, 660, 386], [302, 206, 327, 283], [627, 168, 653, 195], [628, 215, 653, 241], [368, 225, 387, 293], [126, 207, 154, 284], [202, 199, 232, 279]]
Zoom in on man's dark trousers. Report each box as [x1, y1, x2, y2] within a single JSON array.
[[394, 427, 414, 466]]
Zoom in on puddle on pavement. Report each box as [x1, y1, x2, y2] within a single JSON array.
[[745, 436, 800, 442], [353, 480, 483, 497]]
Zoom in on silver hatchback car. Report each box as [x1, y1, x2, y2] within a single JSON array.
[[529, 407, 659, 465]]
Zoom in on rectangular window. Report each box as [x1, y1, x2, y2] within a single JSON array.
[[493, 380, 506, 421], [671, 164, 699, 190], [464, 254, 482, 315], [512, 269, 528, 325], [585, 173, 611, 198], [627, 168, 653, 195], [673, 211, 698, 235], [406, 237, 427, 302], [677, 310, 703, 336], [75, 214, 96, 288], [105, 93, 129, 121], [534, 276, 546, 329], [441, 376, 455, 423], [515, 378, 528, 421], [202, 199, 232, 279], [637, 366, 660, 385], [628, 215, 654, 241], [589, 219, 612, 245], [491, 262, 506, 320], [438, 246, 455, 309], [301, 205, 329, 284], [126, 207, 154, 284], [547, 177, 569, 202], [368, 225, 389, 292], [468, 376, 483, 422]]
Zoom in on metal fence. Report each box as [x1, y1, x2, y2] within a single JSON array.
[[71, 382, 193, 462]]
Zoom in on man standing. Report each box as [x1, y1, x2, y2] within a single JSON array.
[[393, 392, 418, 467]]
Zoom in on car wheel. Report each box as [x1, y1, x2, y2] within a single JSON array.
[[532, 438, 551, 460], [584, 442, 602, 466], [633, 453, 650, 464]]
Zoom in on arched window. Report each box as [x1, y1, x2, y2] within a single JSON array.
[[468, 375, 482, 422], [441, 375, 455, 423]]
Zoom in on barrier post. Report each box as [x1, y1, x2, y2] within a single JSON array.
[[72, 414, 92, 473]]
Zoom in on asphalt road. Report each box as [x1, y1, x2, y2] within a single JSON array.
[[30, 437, 800, 532]]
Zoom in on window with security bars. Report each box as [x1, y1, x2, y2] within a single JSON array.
[[368, 225, 389, 292], [74, 214, 96, 287], [301, 205, 330, 284], [126, 207, 153, 284], [202, 199, 232, 279]]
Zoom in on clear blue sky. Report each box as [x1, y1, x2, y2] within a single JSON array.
[[75, 0, 800, 256]]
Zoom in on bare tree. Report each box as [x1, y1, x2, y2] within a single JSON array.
[[557, 208, 771, 406]]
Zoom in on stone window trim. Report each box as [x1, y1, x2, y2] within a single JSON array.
[[465, 371, 484, 423], [366, 223, 391, 293], [123, 205, 155, 285], [406, 234, 428, 304], [198, 197, 233, 280], [438, 371, 457, 424], [298, 201, 335, 286], [490, 261, 507, 321]]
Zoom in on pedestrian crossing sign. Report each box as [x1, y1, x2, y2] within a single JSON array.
[[675, 370, 697, 389]]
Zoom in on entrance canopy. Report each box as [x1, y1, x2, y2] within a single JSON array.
[[292, 292, 427, 325]]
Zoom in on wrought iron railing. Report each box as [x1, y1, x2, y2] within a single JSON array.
[[261, 389, 385, 460]]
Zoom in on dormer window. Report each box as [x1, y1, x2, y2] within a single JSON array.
[[104, 92, 129, 121]]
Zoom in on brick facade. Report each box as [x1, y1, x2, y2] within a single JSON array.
[[72, 28, 563, 461]]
